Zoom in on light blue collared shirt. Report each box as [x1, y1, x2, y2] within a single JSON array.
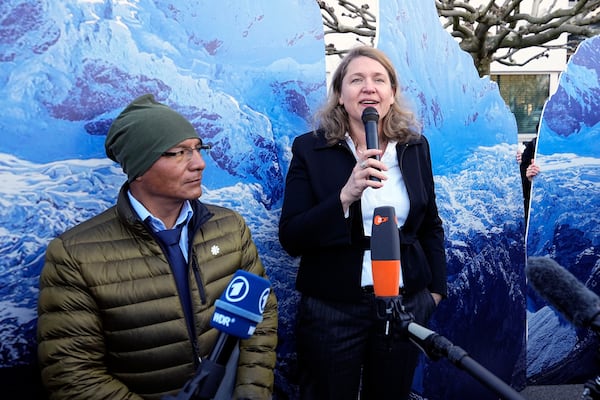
[[127, 191, 194, 261]]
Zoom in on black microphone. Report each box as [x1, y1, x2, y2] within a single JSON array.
[[166, 270, 271, 400], [526, 256, 600, 331], [361, 106, 380, 182]]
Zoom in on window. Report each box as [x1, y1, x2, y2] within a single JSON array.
[[491, 74, 550, 134]]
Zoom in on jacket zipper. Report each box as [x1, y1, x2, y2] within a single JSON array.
[[189, 247, 207, 366]]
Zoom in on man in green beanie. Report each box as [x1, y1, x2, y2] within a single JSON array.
[[37, 94, 278, 400]]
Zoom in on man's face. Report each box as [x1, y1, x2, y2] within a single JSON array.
[[132, 138, 207, 211]]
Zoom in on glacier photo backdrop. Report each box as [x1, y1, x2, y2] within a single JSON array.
[[378, 2, 525, 399], [526, 35, 600, 386], [0, 0, 566, 399], [0, 0, 326, 397]]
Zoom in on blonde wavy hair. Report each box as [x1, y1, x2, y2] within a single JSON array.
[[314, 46, 421, 145]]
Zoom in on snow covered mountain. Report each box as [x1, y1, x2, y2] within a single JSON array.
[[1, 0, 566, 399], [527, 35, 600, 385]]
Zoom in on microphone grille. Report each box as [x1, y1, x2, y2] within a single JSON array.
[[361, 106, 379, 123]]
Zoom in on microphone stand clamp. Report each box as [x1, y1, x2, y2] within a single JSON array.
[[375, 295, 413, 338], [581, 376, 600, 400]]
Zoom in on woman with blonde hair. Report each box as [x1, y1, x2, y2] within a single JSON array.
[[279, 46, 447, 400]]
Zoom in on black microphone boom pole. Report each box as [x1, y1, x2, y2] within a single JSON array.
[[406, 322, 526, 400], [170, 334, 240, 400]]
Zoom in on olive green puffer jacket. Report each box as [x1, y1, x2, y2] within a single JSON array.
[[37, 185, 278, 400]]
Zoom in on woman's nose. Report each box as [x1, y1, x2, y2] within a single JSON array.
[[362, 80, 376, 92]]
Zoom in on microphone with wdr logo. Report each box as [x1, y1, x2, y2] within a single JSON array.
[[211, 269, 271, 340], [166, 269, 271, 400]]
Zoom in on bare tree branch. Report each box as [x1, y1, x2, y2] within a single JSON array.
[[317, 0, 376, 58], [318, 0, 600, 76], [436, 0, 600, 76]]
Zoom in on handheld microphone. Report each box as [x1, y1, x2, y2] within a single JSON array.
[[370, 206, 401, 297], [167, 270, 270, 400], [361, 106, 380, 182], [526, 256, 600, 331], [209, 269, 271, 362]]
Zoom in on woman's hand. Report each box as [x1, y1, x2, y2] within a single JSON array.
[[526, 159, 540, 181], [431, 292, 443, 306], [340, 148, 386, 213]]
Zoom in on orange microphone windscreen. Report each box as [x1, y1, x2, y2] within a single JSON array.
[[370, 206, 401, 297]]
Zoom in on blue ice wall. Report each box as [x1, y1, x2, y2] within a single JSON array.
[[0, 1, 325, 397], [527, 35, 600, 386], [377, 2, 525, 399], [5, 0, 588, 399]]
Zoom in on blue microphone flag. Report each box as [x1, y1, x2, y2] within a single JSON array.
[[210, 269, 271, 339]]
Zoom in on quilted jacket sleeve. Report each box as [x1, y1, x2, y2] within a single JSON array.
[[37, 237, 143, 400], [231, 215, 278, 400]]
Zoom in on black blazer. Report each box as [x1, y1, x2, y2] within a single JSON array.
[[279, 130, 447, 302]]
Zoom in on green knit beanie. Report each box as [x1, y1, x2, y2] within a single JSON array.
[[105, 94, 199, 182]]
